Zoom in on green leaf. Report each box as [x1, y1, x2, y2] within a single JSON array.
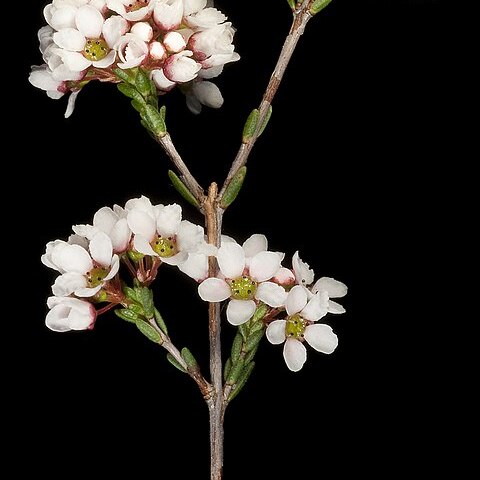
[[245, 330, 264, 353], [114, 308, 140, 323], [310, 0, 333, 15], [220, 166, 247, 209], [135, 68, 152, 98], [181, 347, 198, 370], [123, 286, 138, 302], [244, 342, 260, 365], [136, 320, 162, 344], [287, 0, 296, 10], [128, 303, 144, 316], [167, 353, 187, 373], [252, 303, 269, 323], [224, 358, 232, 381], [154, 308, 168, 335], [242, 109, 259, 143], [228, 362, 255, 402], [117, 83, 145, 104], [114, 68, 136, 84], [227, 357, 245, 385], [258, 106, 273, 137], [128, 250, 144, 262], [231, 332, 244, 363], [159, 105, 166, 122], [238, 323, 248, 342], [131, 99, 146, 114], [250, 318, 265, 335], [168, 170, 200, 208], [136, 287, 154, 319], [142, 105, 166, 137]]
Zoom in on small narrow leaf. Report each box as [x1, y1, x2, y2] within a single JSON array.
[[287, 0, 296, 10], [143, 105, 166, 137], [181, 347, 198, 370], [136, 287, 154, 319], [244, 342, 260, 365], [128, 250, 144, 262], [227, 357, 245, 385], [123, 286, 138, 302], [228, 362, 255, 402], [154, 308, 168, 335], [114, 308, 140, 323], [136, 320, 162, 344], [310, 0, 333, 15], [239, 323, 248, 341], [114, 68, 135, 84], [231, 332, 243, 363], [128, 303, 144, 316], [159, 105, 166, 122], [220, 166, 247, 209], [245, 330, 264, 353], [242, 109, 259, 143], [131, 99, 146, 114], [167, 353, 187, 373], [252, 303, 269, 323], [168, 170, 199, 208], [250, 318, 265, 335], [258, 106, 273, 137], [135, 68, 152, 98], [224, 358, 232, 381], [117, 83, 145, 104]]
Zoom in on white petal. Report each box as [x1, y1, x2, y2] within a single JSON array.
[[283, 338, 307, 372], [198, 64, 224, 79], [160, 251, 188, 265], [301, 291, 329, 322], [187, 7, 226, 28], [150, 42, 167, 61], [249, 251, 281, 283], [93, 50, 116, 68], [273, 267, 296, 286], [153, 0, 183, 31], [130, 22, 154, 43], [328, 300, 346, 314], [226, 299, 256, 326], [47, 5, 77, 30], [64, 90, 79, 118], [103, 15, 129, 48], [75, 285, 102, 297], [104, 255, 120, 280], [191, 81, 223, 108], [152, 68, 175, 90], [46, 305, 72, 332], [163, 51, 201, 83], [255, 282, 287, 308], [242, 234, 267, 259], [89, 232, 113, 267], [72, 224, 98, 239], [285, 285, 308, 316], [124, 195, 153, 213], [156, 204, 182, 236], [110, 218, 131, 253], [304, 324, 338, 354], [184, 0, 206, 16], [217, 242, 245, 279], [52, 273, 87, 297], [54, 49, 91, 71], [178, 253, 209, 281], [266, 320, 287, 345], [53, 28, 86, 51], [313, 277, 348, 298], [164, 31, 186, 53], [292, 251, 315, 286], [93, 207, 117, 233], [186, 93, 202, 114], [106, 0, 126, 16], [127, 209, 156, 240], [133, 235, 158, 256], [57, 244, 93, 274], [76, 5, 104, 38], [198, 278, 230, 302], [176, 220, 204, 252], [29, 66, 62, 92]]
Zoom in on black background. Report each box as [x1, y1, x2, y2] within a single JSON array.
[[13, 0, 456, 477]]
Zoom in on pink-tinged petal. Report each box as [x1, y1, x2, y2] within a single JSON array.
[[266, 320, 287, 345], [53, 28, 86, 51], [328, 300, 346, 314], [93, 50, 116, 68], [153, 0, 183, 31], [156, 204, 182, 236], [57, 244, 93, 274], [110, 218, 131, 253], [133, 235, 158, 256], [105, 255, 120, 280], [198, 278, 230, 302], [217, 242, 245, 279], [52, 273, 87, 297], [313, 277, 348, 298], [242, 234, 268, 259], [255, 282, 287, 308], [164, 31, 186, 53], [283, 338, 307, 372], [226, 299, 256, 326], [292, 251, 315, 286], [103, 15, 129, 48], [304, 324, 338, 354], [89, 232, 113, 267], [285, 285, 308, 316], [152, 68, 175, 90], [160, 251, 188, 265], [273, 267, 296, 287], [163, 51, 201, 83], [178, 253, 209, 281], [76, 5, 104, 38], [150, 42, 167, 61], [301, 291, 329, 322], [127, 209, 156, 240], [75, 285, 102, 297], [249, 251, 281, 283]]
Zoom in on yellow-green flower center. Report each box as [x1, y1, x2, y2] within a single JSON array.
[[152, 235, 177, 258], [83, 39, 109, 61], [86, 267, 109, 288], [230, 276, 257, 300], [285, 314, 307, 339], [126, 0, 148, 12]]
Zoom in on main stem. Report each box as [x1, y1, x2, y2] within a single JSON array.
[[204, 183, 224, 480]]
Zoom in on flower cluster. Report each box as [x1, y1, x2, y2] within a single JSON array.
[[29, 0, 239, 117]]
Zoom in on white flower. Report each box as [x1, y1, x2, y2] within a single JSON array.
[[198, 234, 287, 326], [266, 285, 338, 372], [292, 251, 315, 286], [29, 65, 65, 100], [106, 0, 155, 21], [42, 234, 90, 273], [153, 0, 183, 31], [73, 205, 131, 253], [184, 80, 223, 114], [163, 50, 202, 83], [114, 33, 149, 69], [127, 202, 207, 265], [50, 232, 120, 297], [46, 296, 97, 332], [52, 5, 128, 71]]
